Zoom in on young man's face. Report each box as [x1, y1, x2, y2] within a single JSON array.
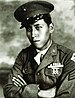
[[26, 19, 53, 50]]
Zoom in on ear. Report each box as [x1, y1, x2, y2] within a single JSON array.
[[49, 23, 54, 34]]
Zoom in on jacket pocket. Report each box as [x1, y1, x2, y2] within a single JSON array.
[[22, 62, 35, 83], [22, 62, 33, 75]]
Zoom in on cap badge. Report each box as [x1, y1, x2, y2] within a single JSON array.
[[21, 6, 27, 12]]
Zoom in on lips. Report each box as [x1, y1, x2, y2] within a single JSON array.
[[32, 38, 40, 42], [33, 40, 40, 42], [32, 39, 41, 43]]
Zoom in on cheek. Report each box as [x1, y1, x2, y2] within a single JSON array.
[[42, 34, 49, 43], [40, 29, 49, 41]]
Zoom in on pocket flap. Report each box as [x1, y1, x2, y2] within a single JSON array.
[[22, 62, 33, 74]]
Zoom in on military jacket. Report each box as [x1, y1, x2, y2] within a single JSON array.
[[3, 41, 75, 98]]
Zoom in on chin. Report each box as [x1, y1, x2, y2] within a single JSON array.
[[35, 45, 44, 50], [33, 45, 42, 49]]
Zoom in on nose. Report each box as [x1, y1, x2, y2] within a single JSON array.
[[32, 27, 38, 38]]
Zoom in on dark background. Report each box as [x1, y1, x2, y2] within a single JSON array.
[[0, 0, 75, 97]]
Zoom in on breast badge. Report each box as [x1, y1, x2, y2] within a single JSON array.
[[48, 63, 64, 75]]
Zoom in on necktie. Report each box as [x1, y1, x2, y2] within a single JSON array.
[[40, 54, 43, 62]]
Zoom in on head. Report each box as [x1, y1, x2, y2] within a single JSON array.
[[21, 14, 54, 50], [14, 1, 54, 50]]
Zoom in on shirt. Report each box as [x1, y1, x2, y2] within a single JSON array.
[[34, 40, 52, 65]]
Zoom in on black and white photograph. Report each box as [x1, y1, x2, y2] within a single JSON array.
[[0, 0, 75, 98]]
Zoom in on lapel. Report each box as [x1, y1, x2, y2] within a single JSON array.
[[36, 41, 58, 72]]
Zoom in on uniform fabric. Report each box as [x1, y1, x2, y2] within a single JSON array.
[[3, 41, 75, 98]]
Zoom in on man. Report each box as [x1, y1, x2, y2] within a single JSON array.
[[3, 1, 75, 98]]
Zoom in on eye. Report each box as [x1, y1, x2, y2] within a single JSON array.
[[35, 26, 42, 30]]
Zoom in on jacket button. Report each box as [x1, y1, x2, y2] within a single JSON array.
[[24, 69, 28, 73], [37, 72, 40, 75]]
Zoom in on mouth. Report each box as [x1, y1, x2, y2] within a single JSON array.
[[33, 40, 40, 42]]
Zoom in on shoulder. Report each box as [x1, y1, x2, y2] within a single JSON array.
[[21, 45, 33, 52], [56, 43, 75, 68], [57, 44, 75, 61], [18, 45, 34, 55], [14, 45, 34, 65], [57, 44, 74, 55], [57, 43, 75, 62], [15, 45, 32, 59], [16, 45, 36, 59]]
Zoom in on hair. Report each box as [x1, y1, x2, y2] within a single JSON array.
[[42, 13, 52, 26], [20, 13, 52, 29]]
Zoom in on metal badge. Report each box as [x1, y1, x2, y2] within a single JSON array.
[[48, 63, 63, 74]]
